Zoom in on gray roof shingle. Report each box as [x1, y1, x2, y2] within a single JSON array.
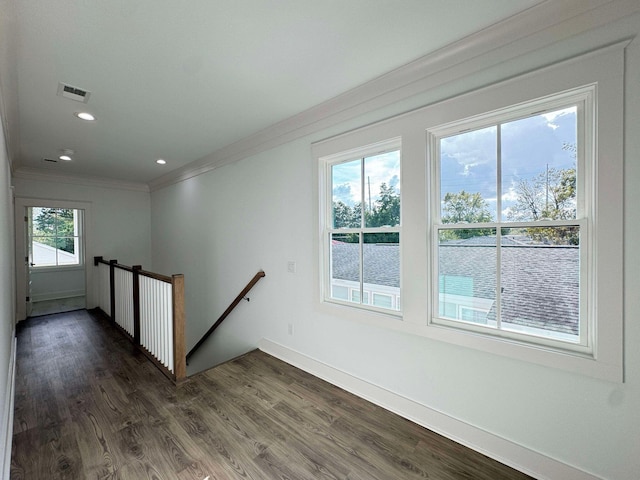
[[331, 239, 579, 335]]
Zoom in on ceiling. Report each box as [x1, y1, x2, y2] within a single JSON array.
[[8, 0, 543, 185]]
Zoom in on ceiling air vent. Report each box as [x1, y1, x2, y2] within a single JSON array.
[[57, 82, 91, 103]]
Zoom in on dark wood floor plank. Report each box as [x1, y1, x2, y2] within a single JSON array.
[[11, 310, 533, 479]]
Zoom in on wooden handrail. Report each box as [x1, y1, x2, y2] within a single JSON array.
[[94, 257, 172, 282], [93, 256, 186, 383], [186, 270, 266, 363]]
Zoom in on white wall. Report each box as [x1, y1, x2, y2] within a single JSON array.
[[0, 118, 15, 480], [30, 268, 85, 302], [0, 0, 18, 475], [12, 177, 152, 314], [151, 12, 640, 480]]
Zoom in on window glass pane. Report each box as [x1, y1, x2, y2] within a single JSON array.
[[364, 150, 401, 228], [332, 159, 362, 228], [31, 237, 57, 267], [351, 289, 370, 304], [57, 239, 78, 265], [363, 232, 399, 311], [502, 107, 577, 222], [351, 289, 360, 302], [372, 293, 393, 309], [55, 209, 76, 245], [32, 207, 56, 239], [440, 126, 497, 222], [332, 285, 349, 301], [438, 228, 496, 324], [30, 207, 81, 267], [331, 232, 360, 304], [501, 226, 580, 341], [460, 307, 489, 325]]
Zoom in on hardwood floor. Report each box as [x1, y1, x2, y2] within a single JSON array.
[[11, 310, 533, 479], [29, 295, 86, 317]]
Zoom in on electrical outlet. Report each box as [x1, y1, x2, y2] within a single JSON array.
[[288, 323, 294, 335], [287, 261, 296, 273]]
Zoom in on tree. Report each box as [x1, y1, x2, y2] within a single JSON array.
[[332, 183, 400, 244], [367, 183, 400, 228], [508, 167, 576, 222], [332, 201, 357, 229], [441, 190, 492, 240], [33, 208, 76, 253], [364, 183, 400, 243], [508, 167, 577, 245]]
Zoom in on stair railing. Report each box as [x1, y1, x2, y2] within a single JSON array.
[[186, 270, 265, 364], [94, 256, 186, 383]]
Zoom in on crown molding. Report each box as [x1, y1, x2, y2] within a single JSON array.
[[12, 166, 149, 192], [149, 0, 640, 192]]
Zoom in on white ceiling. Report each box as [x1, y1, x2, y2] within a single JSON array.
[[10, 0, 543, 185]]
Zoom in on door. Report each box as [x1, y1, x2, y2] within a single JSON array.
[[25, 206, 86, 317], [15, 198, 91, 321], [25, 208, 33, 316]]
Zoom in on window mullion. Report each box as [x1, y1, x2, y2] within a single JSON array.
[[359, 158, 365, 300], [53, 209, 59, 266], [496, 125, 502, 330]]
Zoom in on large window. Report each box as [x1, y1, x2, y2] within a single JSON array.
[[314, 45, 623, 380], [322, 139, 401, 313], [28, 207, 83, 267], [430, 88, 592, 352]]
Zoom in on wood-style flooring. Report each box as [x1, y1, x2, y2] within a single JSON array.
[[11, 309, 533, 479], [29, 295, 86, 317]]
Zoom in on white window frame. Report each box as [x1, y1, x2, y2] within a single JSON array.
[[313, 43, 624, 381], [428, 88, 593, 355], [29, 206, 84, 269], [319, 138, 402, 316]]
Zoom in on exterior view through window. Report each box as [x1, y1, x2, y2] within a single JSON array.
[[327, 143, 401, 312], [434, 98, 587, 346], [29, 207, 82, 267]]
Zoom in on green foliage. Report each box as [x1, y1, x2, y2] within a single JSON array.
[[32, 208, 76, 253], [332, 183, 400, 244], [367, 183, 400, 228], [332, 201, 359, 229], [441, 191, 492, 240]]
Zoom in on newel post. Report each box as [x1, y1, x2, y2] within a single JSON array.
[[132, 265, 142, 345], [172, 274, 186, 382], [109, 259, 117, 323]]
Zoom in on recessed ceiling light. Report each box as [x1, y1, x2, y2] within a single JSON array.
[[74, 112, 95, 121], [156, 159, 166, 165], [59, 148, 74, 161]]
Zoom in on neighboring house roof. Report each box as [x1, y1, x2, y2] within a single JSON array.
[[32, 241, 78, 266], [331, 238, 579, 335], [332, 243, 400, 288], [440, 243, 579, 335]]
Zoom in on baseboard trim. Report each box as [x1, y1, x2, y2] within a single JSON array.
[[1, 333, 16, 480], [31, 291, 84, 302], [258, 338, 602, 480]]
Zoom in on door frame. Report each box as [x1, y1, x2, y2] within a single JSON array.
[[14, 197, 92, 321]]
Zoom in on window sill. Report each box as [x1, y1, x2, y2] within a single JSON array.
[[420, 320, 621, 383], [30, 264, 85, 273]]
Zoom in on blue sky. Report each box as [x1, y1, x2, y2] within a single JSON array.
[[441, 107, 577, 220], [332, 151, 400, 207], [330, 107, 577, 219]]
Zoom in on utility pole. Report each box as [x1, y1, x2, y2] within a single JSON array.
[[368, 176, 372, 213], [545, 163, 549, 214]]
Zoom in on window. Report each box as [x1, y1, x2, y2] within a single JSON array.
[[314, 44, 623, 380], [28, 207, 83, 267], [430, 88, 592, 352], [322, 139, 401, 313]]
